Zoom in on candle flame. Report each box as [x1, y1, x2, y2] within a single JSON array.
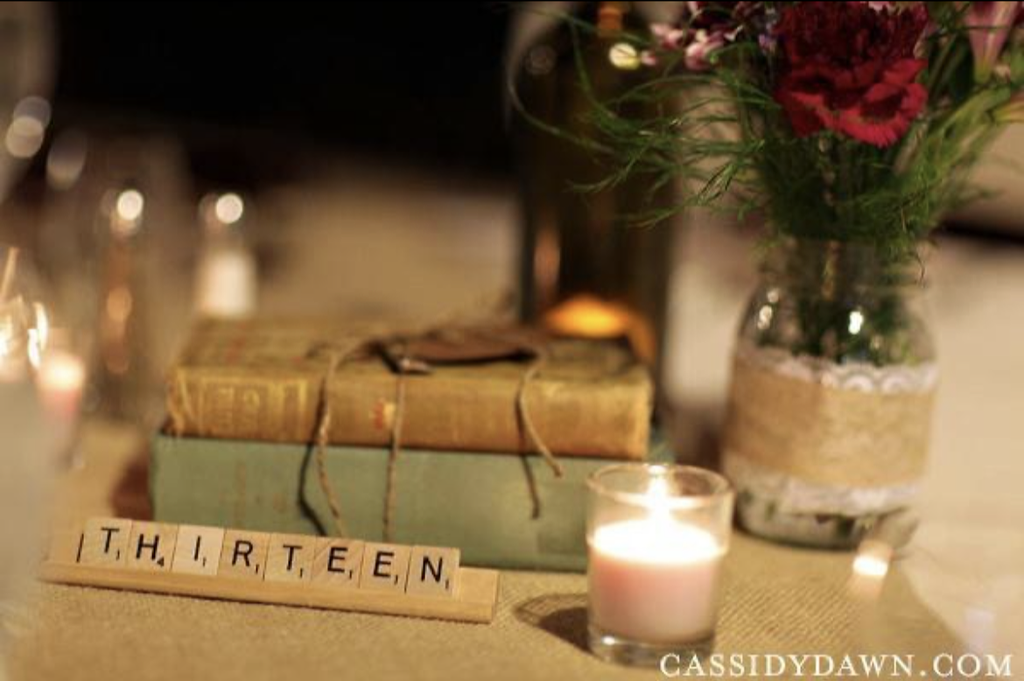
[[645, 470, 679, 527], [214, 193, 245, 225], [36, 349, 87, 391], [543, 294, 656, 362], [26, 302, 50, 370], [544, 294, 633, 339]]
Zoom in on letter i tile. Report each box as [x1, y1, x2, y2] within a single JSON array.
[[171, 525, 225, 576]]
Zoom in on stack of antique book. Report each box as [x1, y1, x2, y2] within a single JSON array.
[[152, 319, 656, 570]]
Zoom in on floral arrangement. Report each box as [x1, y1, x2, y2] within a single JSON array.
[[573, 1, 1024, 261], [513, 1, 1024, 547]]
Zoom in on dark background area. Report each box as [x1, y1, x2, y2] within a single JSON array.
[[42, 3, 1024, 242], [53, 2, 514, 183]]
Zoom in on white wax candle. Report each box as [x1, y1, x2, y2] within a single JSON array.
[[588, 517, 725, 644], [195, 247, 256, 319]]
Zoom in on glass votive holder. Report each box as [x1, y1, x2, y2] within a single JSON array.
[[586, 463, 734, 667]]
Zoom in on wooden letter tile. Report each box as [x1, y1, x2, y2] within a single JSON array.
[[126, 522, 178, 571], [405, 546, 460, 598], [265, 533, 316, 582], [218, 530, 270, 580], [171, 525, 225, 576], [311, 538, 364, 588], [79, 517, 133, 566], [358, 543, 412, 593]]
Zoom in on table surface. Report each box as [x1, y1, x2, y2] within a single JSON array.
[[8, 423, 962, 681], [7, 167, 1024, 679]]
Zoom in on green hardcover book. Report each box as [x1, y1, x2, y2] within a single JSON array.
[[151, 433, 669, 571]]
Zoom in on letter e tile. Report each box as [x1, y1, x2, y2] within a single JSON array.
[[358, 543, 411, 593], [311, 538, 364, 588]]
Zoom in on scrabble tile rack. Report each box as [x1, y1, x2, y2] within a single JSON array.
[[40, 522, 500, 624]]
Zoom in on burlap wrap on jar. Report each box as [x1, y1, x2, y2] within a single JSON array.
[[723, 343, 937, 519]]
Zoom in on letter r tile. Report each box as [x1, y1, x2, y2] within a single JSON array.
[[218, 530, 270, 580]]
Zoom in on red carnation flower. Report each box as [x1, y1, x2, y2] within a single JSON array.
[[773, 2, 929, 147]]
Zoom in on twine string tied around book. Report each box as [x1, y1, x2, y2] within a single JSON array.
[[307, 326, 563, 541]]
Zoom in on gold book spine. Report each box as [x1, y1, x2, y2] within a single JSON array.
[[167, 367, 650, 460]]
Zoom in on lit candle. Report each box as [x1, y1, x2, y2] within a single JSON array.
[[35, 348, 86, 446], [542, 293, 656, 363], [544, 294, 634, 338], [586, 465, 733, 666], [195, 192, 257, 318], [589, 517, 724, 643]]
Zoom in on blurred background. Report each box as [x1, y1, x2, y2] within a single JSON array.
[[1, 1, 1022, 427], [56, 3, 513, 182]]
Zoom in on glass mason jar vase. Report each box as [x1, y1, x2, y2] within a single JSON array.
[[722, 238, 937, 549]]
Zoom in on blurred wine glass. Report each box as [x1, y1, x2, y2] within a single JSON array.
[[0, 2, 55, 204], [0, 245, 55, 674], [37, 130, 195, 426]]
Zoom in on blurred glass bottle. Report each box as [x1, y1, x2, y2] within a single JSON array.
[[509, 2, 678, 379], [91, 185, 153, 420]]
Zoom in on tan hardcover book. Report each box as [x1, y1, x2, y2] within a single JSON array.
[[166, 319, 652, 459]]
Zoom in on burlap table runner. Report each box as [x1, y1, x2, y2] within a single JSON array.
[[5, 422, 963, 681]]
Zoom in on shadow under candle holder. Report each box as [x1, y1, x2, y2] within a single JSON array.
[[514, 593, 589, 652]]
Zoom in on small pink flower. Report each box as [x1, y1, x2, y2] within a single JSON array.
[[643, 22, 689, 66], [646, 3, 761, 71], [965, 1, 1022, 82], [651, 23, 687, 50], [684, 30, 728, 70]]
